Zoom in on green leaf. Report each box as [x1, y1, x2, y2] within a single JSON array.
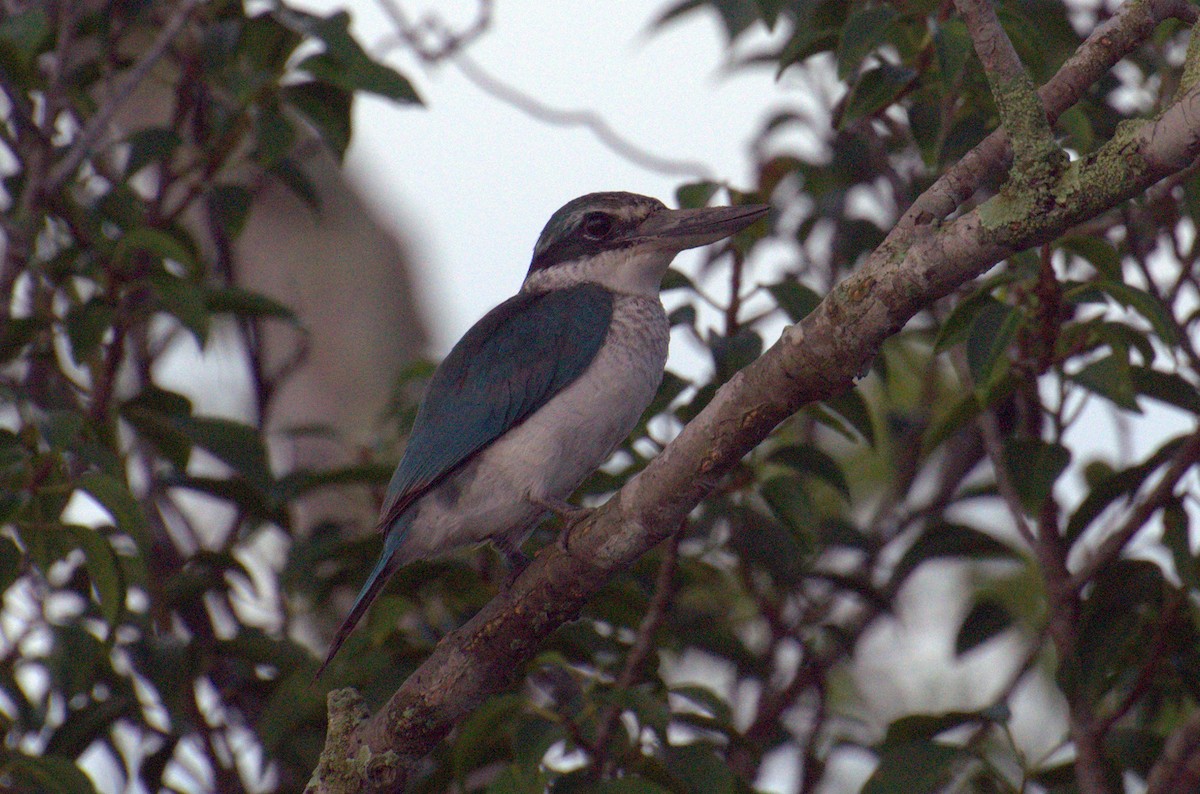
[[115, 227, 198, 278], [3, 754, 99, 794], [1162, 499, 1198, 591], [863, 740, 961, 794], [933, 18, 971, 88], [710, 328, 762, 383], [1071, 352, 1139, 412], [171, 416, 272, 492], [956, 599, 1013, 656], [204, 286, 296, 321], [0, 8, 51, 78], [0, 316, 43, 363], [78, 471, 149, 550], [0, 535, 23, 593], [966, 299, 1020, 389], [452, 694, 523, 780], [666, 742, 736, 794], [253, 101, 296, 168], [767, 278, 822, 322], [1130, 366, 1200, 414], [594, 778, 673, 794], [150, 272, 209, 345], [1065, 437, 1184, 543], [1002, 439, 1070, 514], [65, 525, 125, 628], [123, 127, 181, 178], [839, 64, 915, 129], [64, 298, 114, 365], [1057, 236, 1122, 281], [893, 522, 1019, 586], [206, 184, 254, 237], [1087, 281, 1179, 347], [283, 81, 352, 158], [935, 290, 995, 353], [837, 6, 896, 79], [823, 387, 875, 446], [730, 501, 810, 584], [882, 711, 983, 744], [768, 444, 849, 498], [292, 11, 420, 103], [675, 181, 720, 208]]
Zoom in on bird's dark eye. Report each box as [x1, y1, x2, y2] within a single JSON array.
[[580, 212, 615, 240]]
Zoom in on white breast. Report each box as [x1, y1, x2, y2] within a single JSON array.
[[394, 294, 670, 561]]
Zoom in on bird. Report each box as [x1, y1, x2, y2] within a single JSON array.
[[318, 191, 769, 675]]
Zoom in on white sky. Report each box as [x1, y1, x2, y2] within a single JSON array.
[[299, 0, 784, 352]]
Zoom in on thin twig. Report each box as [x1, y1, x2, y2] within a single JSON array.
[[46, 0, 204, 192]]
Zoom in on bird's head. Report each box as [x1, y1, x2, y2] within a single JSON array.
[[524, 192, 769, 296]]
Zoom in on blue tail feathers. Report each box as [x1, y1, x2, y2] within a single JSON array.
[[315, 520, 411, 678]]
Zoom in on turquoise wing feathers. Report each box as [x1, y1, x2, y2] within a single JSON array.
[[377, 282, 615, 533]]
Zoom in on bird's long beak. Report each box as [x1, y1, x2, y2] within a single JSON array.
[[634, 203, 770, 250]]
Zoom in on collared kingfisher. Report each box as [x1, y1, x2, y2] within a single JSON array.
[[319, 192, 768, 674]]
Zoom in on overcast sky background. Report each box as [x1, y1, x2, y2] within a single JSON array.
[[293, 0, 785, 352]]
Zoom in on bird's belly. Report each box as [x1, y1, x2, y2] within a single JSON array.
[[398, 295, 669, 560]]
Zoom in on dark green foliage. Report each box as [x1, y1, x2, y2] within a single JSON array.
[[6, 0, 1200, 792], [0, 2, 417, 790]]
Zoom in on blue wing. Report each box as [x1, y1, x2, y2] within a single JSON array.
[[377, 282, 615, 533], [317, 283, 615, 677]]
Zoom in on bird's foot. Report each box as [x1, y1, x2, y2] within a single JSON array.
[[527, 493, 592, 554]]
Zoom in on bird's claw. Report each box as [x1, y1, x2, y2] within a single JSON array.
[[528, 493, 591, 554]]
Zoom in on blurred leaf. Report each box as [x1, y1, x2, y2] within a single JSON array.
[[64, 298, 114, 365], [676, 181, 720, 208], [2, 754, 99, 794], [894, 522, 1020, 587], [882, 711, 983, 744], [291, 10, 421, 103], [150, 271, 209, 344], [1083, 281, 1179, 347], [0, 8, 51, 78], [123, 127, 181, 178], [767, 278, 822, 322], [837, 6, 896, 79], [730, 500, 810, 584], [1066, 437, 1185, 543], [65, 525, 125, 628], [1129, 366, 1200, 414], [955, 599, 1013, 656], [1058, 236, 1122, 281], [863, 740, 961, 794], [1162, 499, 1198, 592], [206, 184, 254, 237], [839, 64, 915, 129], [0, 534, 20, 593], [452, 693, 523, 780], [966, 299, 1019, 388], [284, 81, 352, 158], [1071, 559, 1165, 700], [1071, 352, 1138, 411], [933, 18, 971, 87], [768, 444, 849, 498], [824, 388, 875, 446], [171, 415, 272, 492], [79, 471, 149, 550], [1002, 438, 1070, 514], [205, 286, 297, 321], [710, 328, 762, 383], [666, 742, 736, 794]]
